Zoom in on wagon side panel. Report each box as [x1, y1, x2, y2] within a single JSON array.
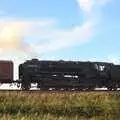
[[0, 61, 13, 83]]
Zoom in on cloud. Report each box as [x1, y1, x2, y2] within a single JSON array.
[[77, 0, 110, 18], [30, 20, 94, 54], [77, 0, 95, 14], [0, 17, 56, 53], [0, 1, 110, 54], [29, 0, 110, 54], [107, 55, 120, 64]]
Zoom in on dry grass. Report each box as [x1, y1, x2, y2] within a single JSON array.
[[0, 91, 119, 120]]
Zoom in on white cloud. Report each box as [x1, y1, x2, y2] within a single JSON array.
[[107, 55, 120, 64], [0, 18, 56, 52], [29, 0, 110, 54], [77, 0, 110, 17], [77, 0, 95, 14], [30, 20, 94, 54], [0, 1, 110, 54]]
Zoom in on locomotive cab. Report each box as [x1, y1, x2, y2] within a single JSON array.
[[92, 62, 112, 88], [94, 62, 111, 77], [111, 65, 120, 88]]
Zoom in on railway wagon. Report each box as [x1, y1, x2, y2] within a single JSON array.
[[0, 60, 13, 84], [18, 59, 120, 90]]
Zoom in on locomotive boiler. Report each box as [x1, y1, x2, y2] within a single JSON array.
[[18, 59, 120, 90]]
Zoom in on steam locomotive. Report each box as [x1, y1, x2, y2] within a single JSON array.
[[0, 58, 120, 90]]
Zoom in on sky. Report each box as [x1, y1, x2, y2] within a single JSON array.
[[0, 0, 119, 79]]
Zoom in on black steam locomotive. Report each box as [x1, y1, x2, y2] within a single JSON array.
[[18, 59, 120, 90]]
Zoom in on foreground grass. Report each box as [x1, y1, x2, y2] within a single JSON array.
[[0, 91, 119, 120]]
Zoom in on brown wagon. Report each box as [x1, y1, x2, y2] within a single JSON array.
[[0, 60, 13, 83]]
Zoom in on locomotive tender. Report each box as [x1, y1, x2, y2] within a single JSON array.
[[0, 59, 120, 90]]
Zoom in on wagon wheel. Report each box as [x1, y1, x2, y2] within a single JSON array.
[[17, 83, 20, 88], [107, 86, 112, 91], [21, 82, 31, 91]]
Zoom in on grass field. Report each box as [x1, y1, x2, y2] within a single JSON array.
[[0, 91, 120, 120]]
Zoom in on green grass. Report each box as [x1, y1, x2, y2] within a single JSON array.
[[0, 91, 120, 120]]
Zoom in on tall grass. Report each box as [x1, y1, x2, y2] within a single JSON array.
[[0, 91, 120, 120]]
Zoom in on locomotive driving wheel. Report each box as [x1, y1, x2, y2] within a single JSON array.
[[21, 74, 31, 91], [21, 82, 31, 90]]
